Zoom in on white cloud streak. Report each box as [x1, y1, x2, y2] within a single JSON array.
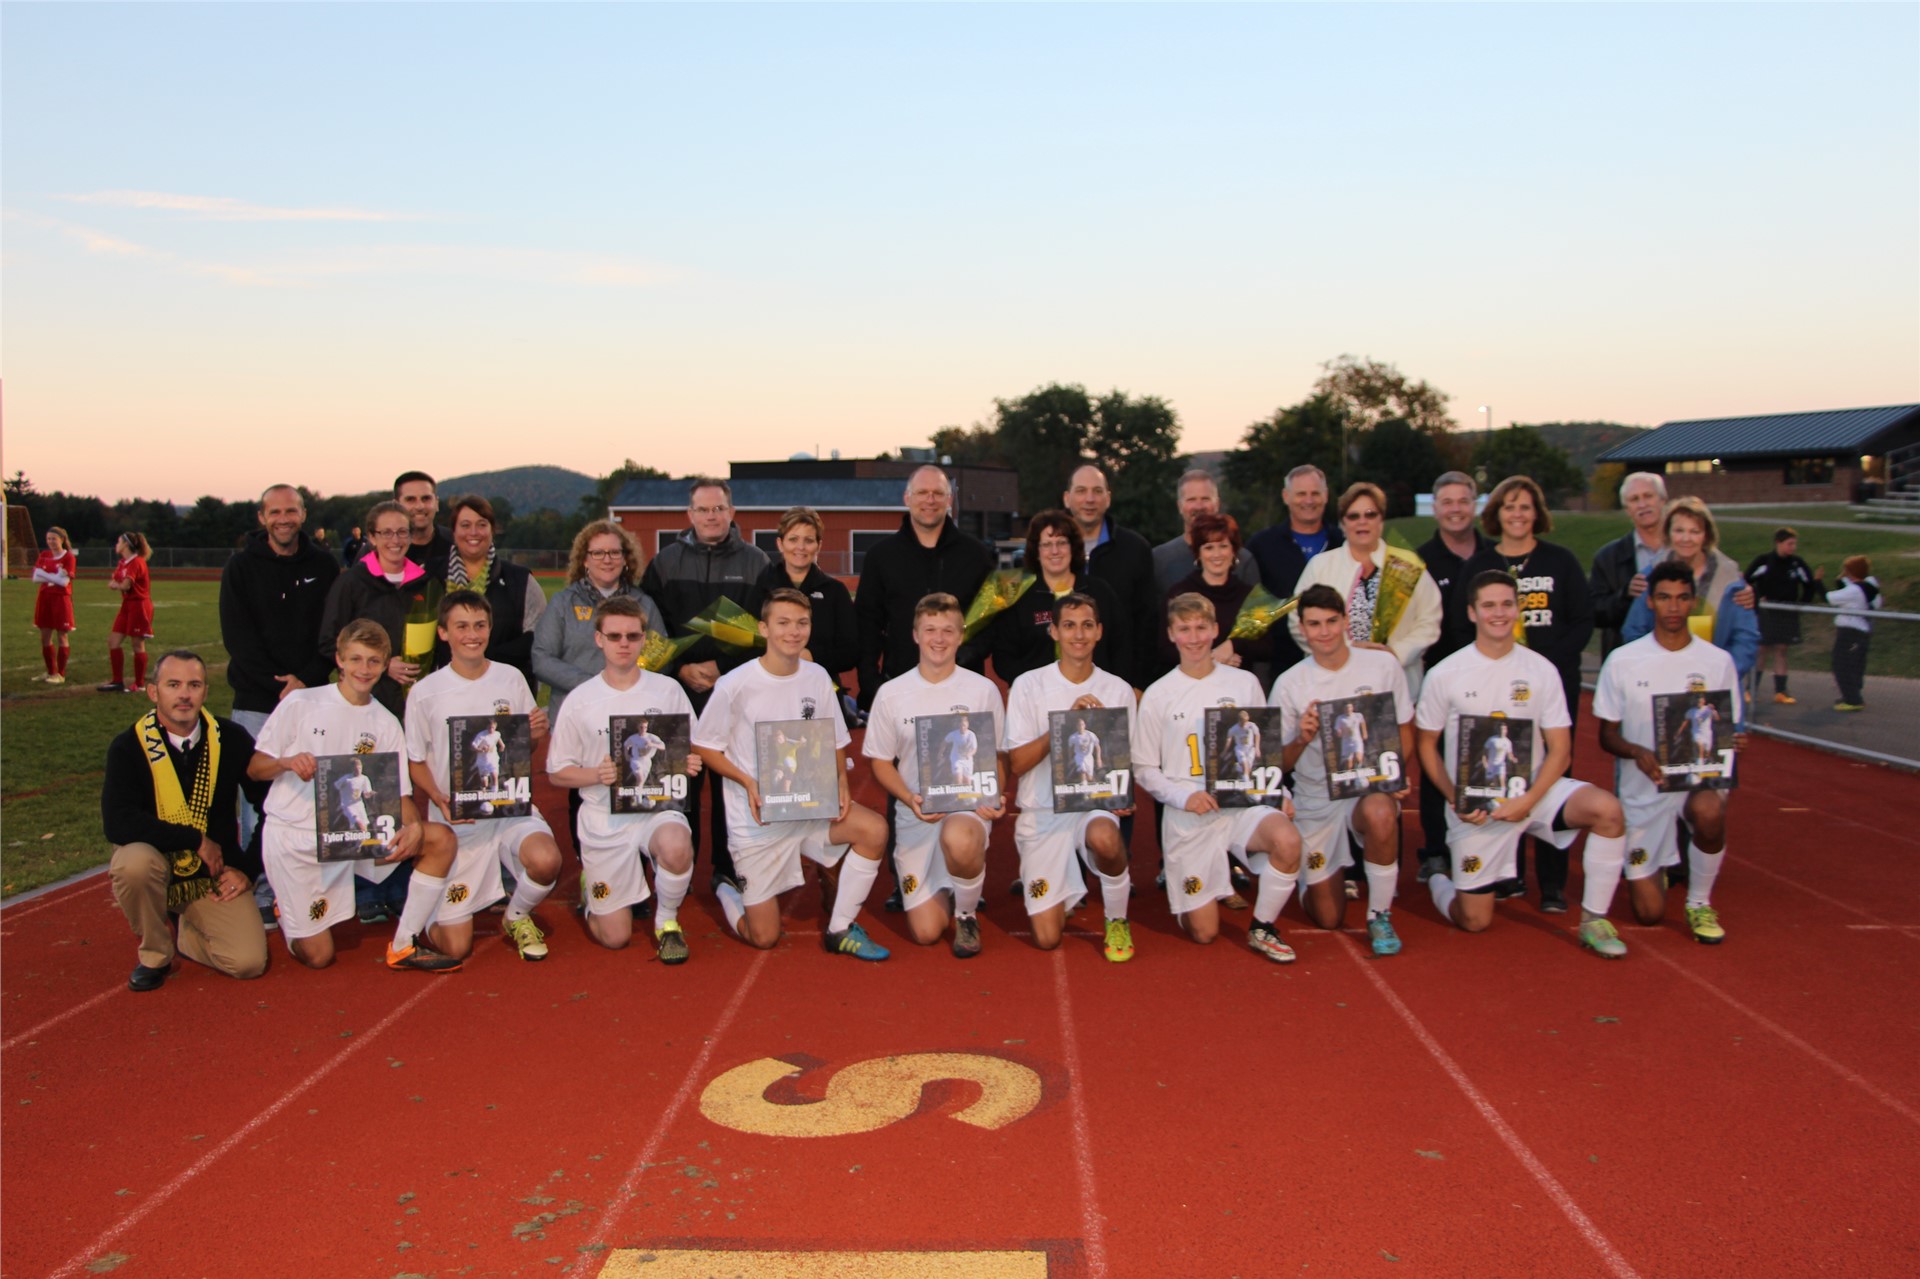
[[56, 190, 424, 223]]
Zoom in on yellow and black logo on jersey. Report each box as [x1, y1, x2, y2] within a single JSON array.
[[1028, 878, 1049, 900], [1182, 876, 1202, 896], [171, 849, 202, 878], [446, 882, 470, 905], [308, 898, 328, 921], [1509, 681, 1532, 704], [574, 605, 594, 622], [353, 733, 377, 754], [901, 874, 919, 896], [1462, 855, 1482, 875], [493, 700, 513, 715], [591, 880, 611, 900], [1687, 675, 1708, 693], [1629, 848, 1649, 867], [1307, 851, 1326, 871]]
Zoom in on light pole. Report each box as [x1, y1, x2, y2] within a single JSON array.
[[1479, 404, 1493, 433]]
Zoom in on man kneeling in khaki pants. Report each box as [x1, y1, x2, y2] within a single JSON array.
[[103, 649, 268, 990]]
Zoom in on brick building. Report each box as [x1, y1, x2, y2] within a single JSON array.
[[1599, 404, 1920, 505]]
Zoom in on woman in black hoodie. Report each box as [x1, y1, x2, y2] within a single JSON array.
[[749, 507, 858, 687]]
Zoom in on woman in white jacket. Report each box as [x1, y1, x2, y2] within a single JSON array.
[[1286, 482, 1442, 696]]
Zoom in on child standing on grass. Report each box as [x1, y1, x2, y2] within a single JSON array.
[[1827, 554, 1883, 712], [100, 532, 154, 693], [31, 526, 78, 684]]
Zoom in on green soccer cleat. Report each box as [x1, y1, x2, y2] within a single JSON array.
[[1367, 911, 1403, 957], [655, 921, 690, 965], [1685, 905, 1726, 945], [503, 915, 549, 962], [824, 922, 890, 962], [1579, 917, 1628, 959], [1103, 917, 1135, 963]]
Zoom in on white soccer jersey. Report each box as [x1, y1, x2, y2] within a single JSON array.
[[693, 658, 850, 833], [1136, 663, 1266, 810], [863, 665, 1004, 798], [405, 660, 537, 800], [549, 670, 695, 824], [623, 729, 666, 777], [1415, 642, 1569, 787], [1592, 633, 1741, 806], [1273, 645, 1411, 800], [256, 684, 410, 828], [1003, 662, 1135, 813]]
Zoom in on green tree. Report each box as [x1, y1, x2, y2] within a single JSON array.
[[1355, 417, 1450, 517], [1470, 427, 1585, 507], [588, 459, 670, 518], [1223, 393, 1349, 530], [928, 424, 1007, 468], [991, 383, 1186, 541], [993, 384, 1099, 518], [1314, 354, 1458, 436]]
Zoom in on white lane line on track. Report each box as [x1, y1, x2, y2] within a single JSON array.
[[1732, 855, 1920, 940], [1639, 946, 1920, 1127], [1050, 948, 1110, 1279], [47, 979, 447, 1279], [1, 980, 123, 1052], [0, 872, 110, 921], [567, 947, 771, 1273], [1339, 935, 1643, 1279]]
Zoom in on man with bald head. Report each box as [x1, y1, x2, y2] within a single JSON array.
[[855, 465, 994, 714], [1064, 463, 1160, 690]]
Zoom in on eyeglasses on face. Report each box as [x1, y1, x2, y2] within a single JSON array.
[[585, 548, 625, 560]]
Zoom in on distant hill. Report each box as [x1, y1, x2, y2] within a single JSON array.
[[439, 465, 597, 515], [1456, 422, 1651, 473]]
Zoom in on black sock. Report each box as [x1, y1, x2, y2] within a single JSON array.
[[1774, 674, 1788, 693]]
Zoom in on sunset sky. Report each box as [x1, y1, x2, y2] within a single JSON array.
[[5, 3, 1916, 504]]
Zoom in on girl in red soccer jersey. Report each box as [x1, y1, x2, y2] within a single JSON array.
[[100, 532, 154, 693], [32, 527, 78, 683]]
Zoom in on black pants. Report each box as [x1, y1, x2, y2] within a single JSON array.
[[1833, 629, 1870, 704]]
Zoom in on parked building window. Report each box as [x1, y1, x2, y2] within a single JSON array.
[[1666, 459, 1720, 475], [1784, 457, 1836, 486]]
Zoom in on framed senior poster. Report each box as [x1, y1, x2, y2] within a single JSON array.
[[1653, 690, 1737, 793], [1316, 692, 1405, 801], [610, 712, 693, 814], [1454, 715, 1533, 816], [447, 713, 534, 821], [314, 752, 403, 862], [755, 718, 838, 822], [914, 711, 999, 815], [1205, 706, 1287, 808], [1049, 706, 1131, 813]]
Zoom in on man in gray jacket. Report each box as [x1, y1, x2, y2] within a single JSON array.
[[1151, 468, 1259, 596]]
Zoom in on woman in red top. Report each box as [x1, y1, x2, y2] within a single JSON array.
[[100, 532, 154, 692], [31, 526, 77, 684]]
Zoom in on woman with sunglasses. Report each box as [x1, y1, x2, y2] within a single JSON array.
[[1287, 482, 1443, 697]]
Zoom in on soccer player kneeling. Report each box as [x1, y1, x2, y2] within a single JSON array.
[[547, 597, 703, 964], [1003, 593, 1139, 960], [692, 588, 891, 959], [863, 593, 1007, 959], [406, 591, 564, 962], [248, 620, 461, 972], [1591, 561, 1744, 948], [1138, 593, 1303, 959], [1416, 572, 1631, 953], [1272, 585, 1414, 957]]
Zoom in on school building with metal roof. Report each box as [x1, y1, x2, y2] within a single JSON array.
[[1599, 404, 1920, 505]]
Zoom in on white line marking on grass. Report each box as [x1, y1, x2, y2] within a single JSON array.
[[47, 980, 446, 1279], [1733, 855, 1920, 940], [568, 947, 771, 1273], [1640, 946, 1920, 1127], [1, 980, 123, 1052], [1050, 948, 1110, 1279], [1338, 935, 1643, 1279]]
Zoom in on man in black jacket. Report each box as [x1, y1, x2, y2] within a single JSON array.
[[1064, 463, 1159, 690], [1588, 470, 1670, 658], [104, 651, 269, 990], [1246, 465, 1344, 676], [854, 465, 994, 711], [395, 470, 454, 569], [220, 484, 341, 866], [1747, 527, 1822, 704]]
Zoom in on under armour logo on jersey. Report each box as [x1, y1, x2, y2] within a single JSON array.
[[311, 728, 326, 737]]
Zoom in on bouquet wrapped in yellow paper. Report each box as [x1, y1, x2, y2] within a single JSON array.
[[962, 571, 1037, 644], [683, 596, 766, 656], [1228, 584, 1299, 641], [1370, 541, 1428, 646], [637, 630, 700, 673]]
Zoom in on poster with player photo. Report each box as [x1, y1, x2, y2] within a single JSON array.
[[1453, 715, 1533, 815], [1205, 706, 1287, 808], [1048, 706, 1131, 813], [1652, 690, 1737, 793], [1315, 692, 1406, 801], [914, 711, 1000, 815], [447, 713, 534, 821], [313, 752, 404, 863], [609, 713, 692, 815], [755, 718, 838, 823]]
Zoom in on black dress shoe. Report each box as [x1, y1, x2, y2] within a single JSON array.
[[1539, 891, 1569, 915], [128, 963, 171, 992]]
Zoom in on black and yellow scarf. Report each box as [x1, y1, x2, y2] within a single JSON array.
[[135, 708, 221, 911]]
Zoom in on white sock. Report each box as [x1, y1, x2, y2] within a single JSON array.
[[1429, 872, 1458, 921], [395, 872, 444, 946], [829, 853, 882, 934], [1096, 868, 1131, 921], [951, 871, 986, 920], [654, 866, 692, 927], [1253, 857, 1297, 926], [1580, 832, 1627, 917], [1686, 846, 1725, 909], [504, 873, 554, 923], [717, 880, 747, 937], [1364, 861, 1398, 918]]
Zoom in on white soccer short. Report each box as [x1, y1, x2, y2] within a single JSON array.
[[579, 811, 691, 916], [1287, 797, 1364, 886], [1162, 805, 1262, 914], [439, 814, 552, 923], [1444, 777, 1587, 891], [1013, 809, 1116, 917], [731, 819, 849, 908], [341, 803, 370, 830], [1621, 791, 1691, 881], [262, 820, 357, 942], [893, 806, 990, 911]]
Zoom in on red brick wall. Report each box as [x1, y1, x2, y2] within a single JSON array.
[[1665, 462, 1861, 505], [611, 507, 903, 588]]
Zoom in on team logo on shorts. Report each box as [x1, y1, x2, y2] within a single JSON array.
[[1509, 681, 1532, 704], [901, 874, 919, 896], [1462, 855, 1482, 875], [591, 880, 611, 900], [493, 700, 512, 715], [1028, 878, 1049, 900], [1307, 851, 1325, 871], [353, 733, 377, 755], [308, 898, 328, 921], [1182, 876, 1202, 896], [1629, 848, 1649, 867], [446, 882, 470, 905]]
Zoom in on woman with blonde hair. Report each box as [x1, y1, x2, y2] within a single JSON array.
[[750, 507, 857, 687], [533, 518, 666, 723], [1620, 496, 1758, 677], [32, 525, 78, 683], [99, 532, 154, 692]]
